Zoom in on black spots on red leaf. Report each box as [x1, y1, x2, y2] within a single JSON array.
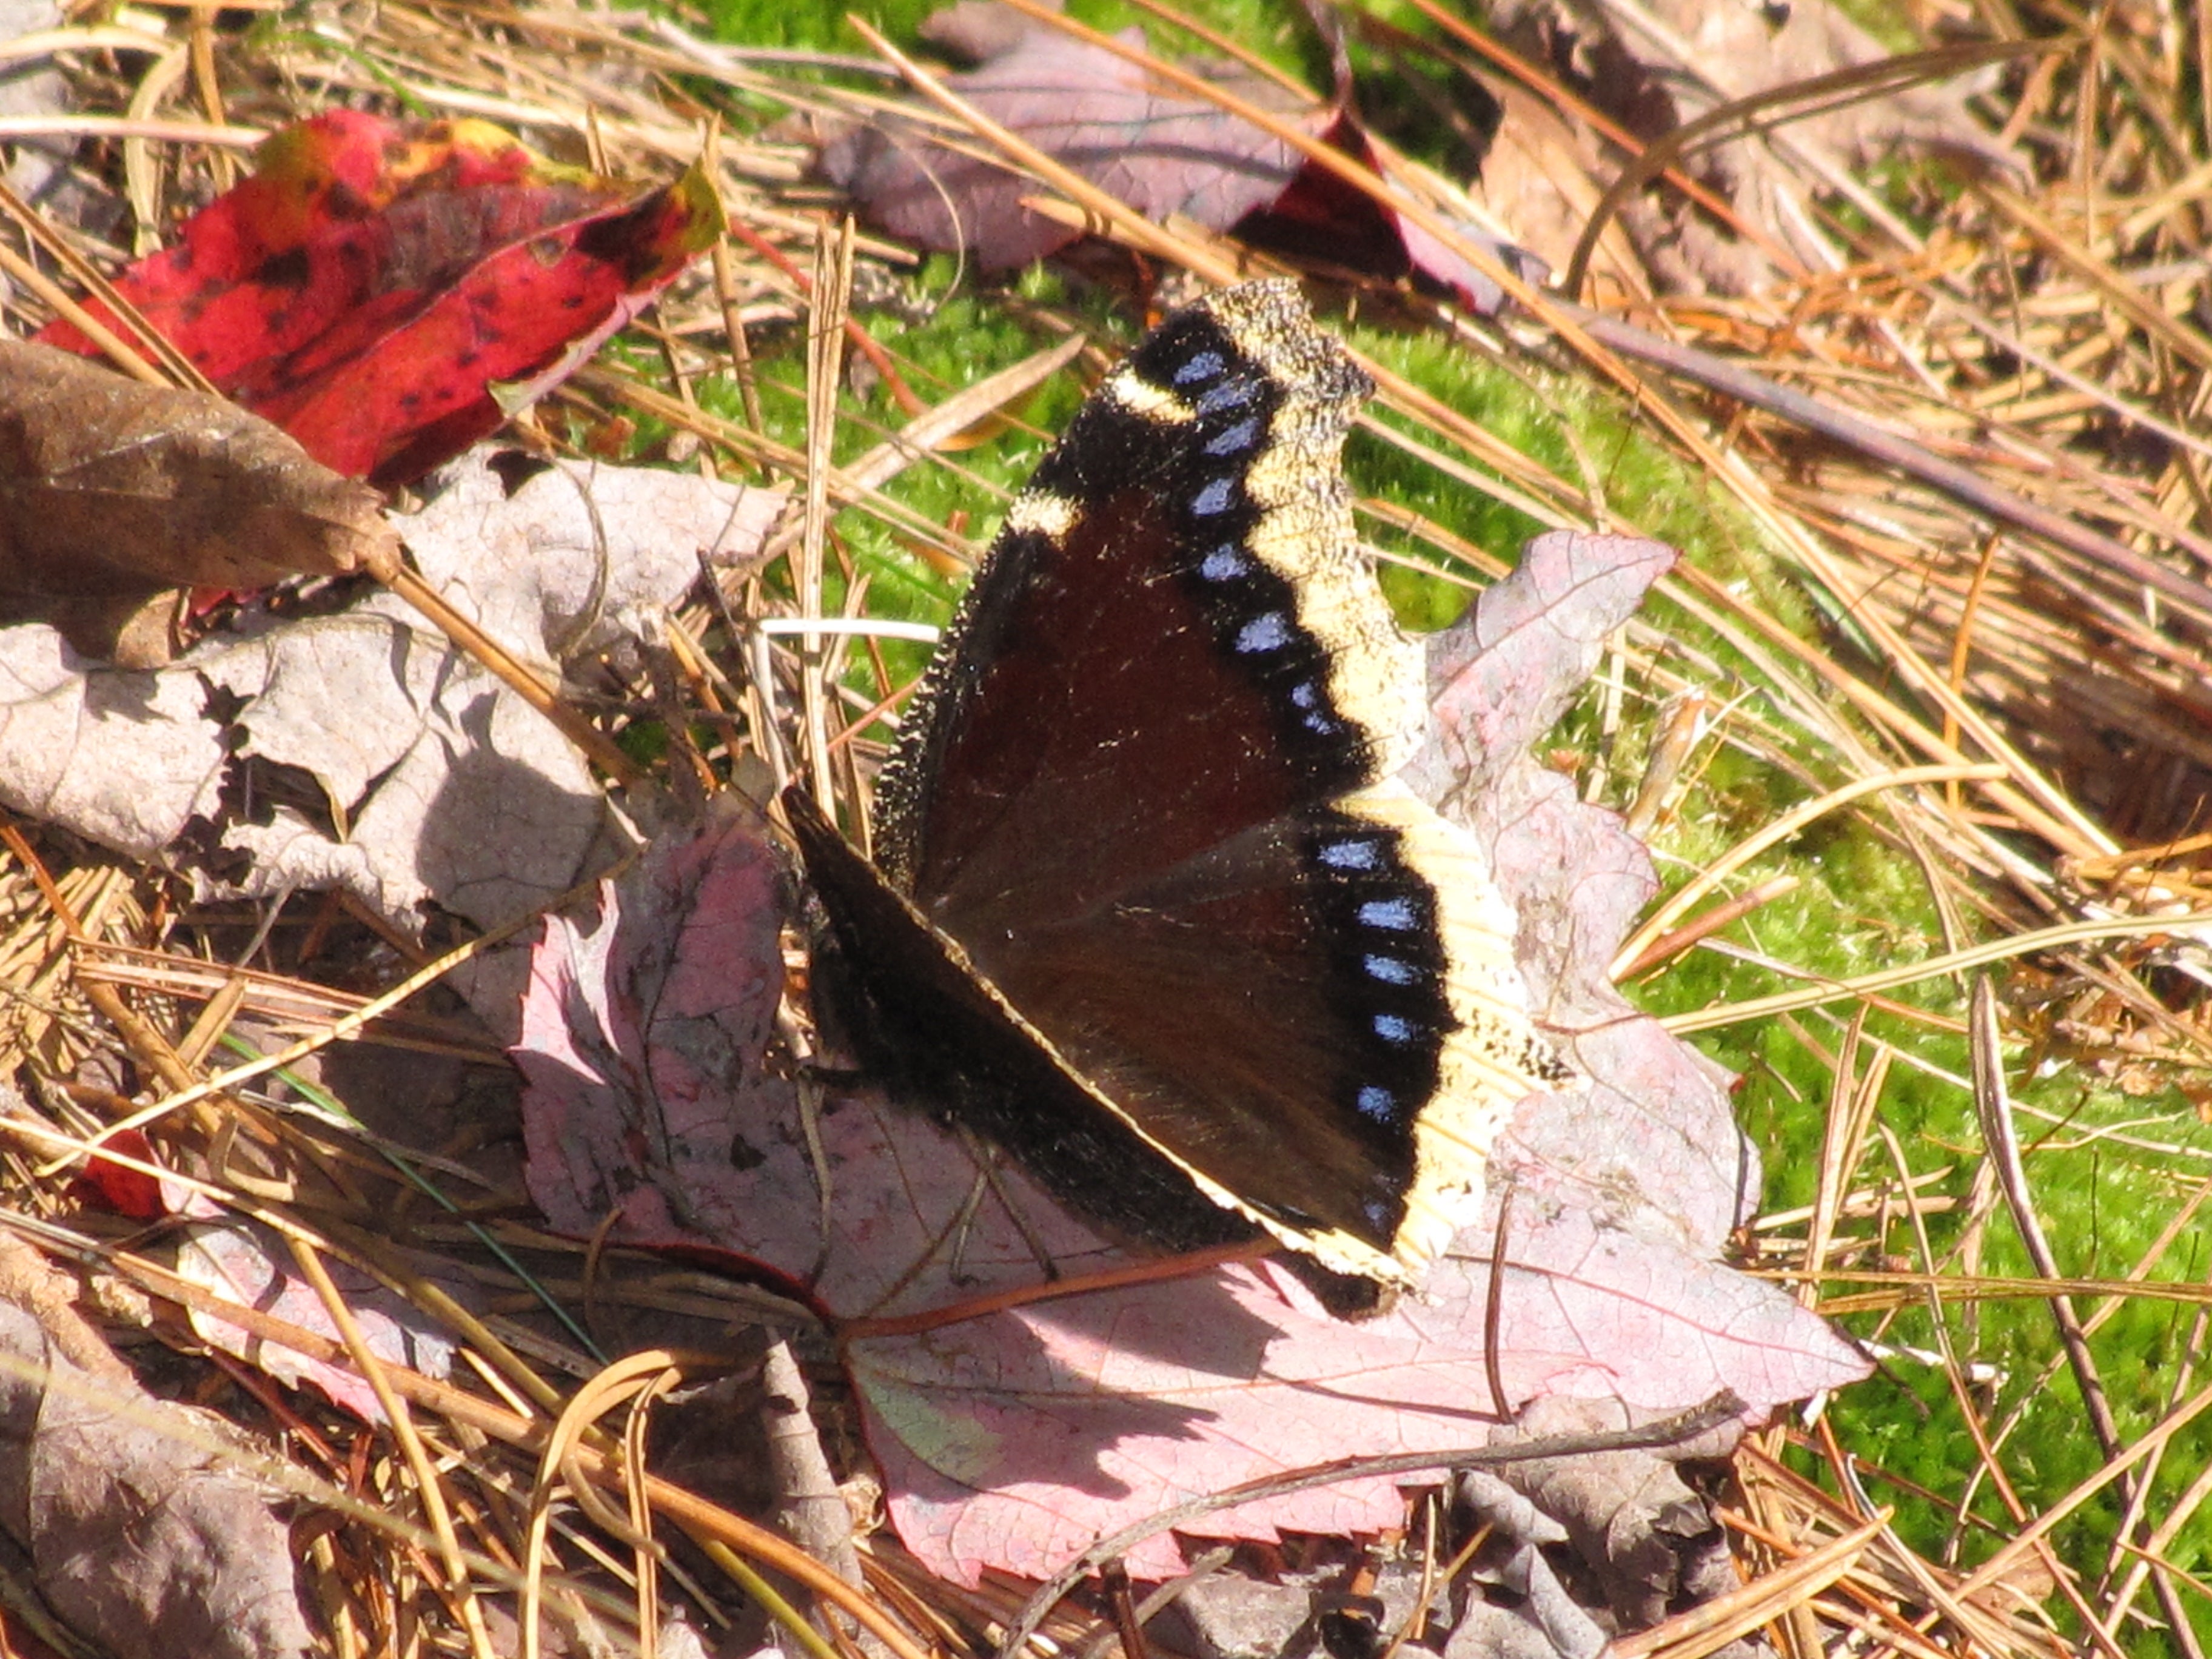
[[574, 196, 668, 284], [253, 247, 313, 291], [324, 179, 375, 221]]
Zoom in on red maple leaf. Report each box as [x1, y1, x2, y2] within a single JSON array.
[[37, 112, 721, 486]]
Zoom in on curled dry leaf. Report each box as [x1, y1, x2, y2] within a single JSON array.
[[46, 1115, 459, 1424], [1410, 534, 1757, 1255], [1481, 0, 2014, 296], [0, 341, 395, 660], [1242, 111, 1544, 315], [515, 531, 1869, 1587], [818, 4, 1533, 313], [173, 1219, 460, 1424], [1481, 1396, 1744, 1641]]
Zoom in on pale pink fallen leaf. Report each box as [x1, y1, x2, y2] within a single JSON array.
[[516, 532, 1869, 1584]]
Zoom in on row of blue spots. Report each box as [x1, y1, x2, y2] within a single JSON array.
[[1167, 344, 1257, 413], [1288, 682, 1338, 738], [1167, 335, 1432, 1164], [1168, 342, 1337, 740], [1319, 842, 1421, 993], [1167, 342, 1258, 435], [1326, 838, 1425, 993], [1195, 546, 1339, 737], [1241, 654, 1335, 735], [1336, 836, 1438, 1123]]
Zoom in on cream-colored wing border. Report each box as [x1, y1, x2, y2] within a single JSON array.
[[1336, 779, 1578, 1277], [1093, 281, 1428, 780]]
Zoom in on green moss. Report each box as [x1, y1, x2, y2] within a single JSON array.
[[696, 0, 940, 53], [1494, 370, 2212, 1640], [1061, 0, 1323, 78], [675, 261, 1125, 697], [1818, 0, 1922, 55], [694, 0, 1323, 75], [1630, 722, 2212, 1644]]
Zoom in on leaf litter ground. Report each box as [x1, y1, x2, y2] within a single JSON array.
[[0, 0, 2208, 1655]]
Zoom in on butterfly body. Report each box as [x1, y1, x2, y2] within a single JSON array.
[[786, 281, 1568, 1293]]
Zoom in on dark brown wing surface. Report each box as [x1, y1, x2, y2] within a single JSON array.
[[791, 281, 1565, 1286]]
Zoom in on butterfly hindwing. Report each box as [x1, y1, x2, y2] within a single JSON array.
[[785, 787, 1263, 1255]]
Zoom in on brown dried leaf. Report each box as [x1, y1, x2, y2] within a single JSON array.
[[175, 1219, 460, 1422], [1464, 80, 1647, 300], [0, 1298, 310, 1658], [0, 341, 395, 658], [1484, 0, 2013, 295], [1481, 1395, 1746, 1641]]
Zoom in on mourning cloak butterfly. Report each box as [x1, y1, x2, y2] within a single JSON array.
[[783, 281, 1569, 1293]]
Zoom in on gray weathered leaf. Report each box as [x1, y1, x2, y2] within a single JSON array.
[[0, 1299, 310, 1659], [0, 449, 782, 1031]]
